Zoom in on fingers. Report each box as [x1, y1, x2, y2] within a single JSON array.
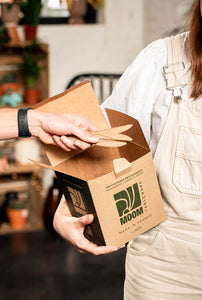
[[77, 238, 119, 255], [52, 134, 97, 151], [73, 139, 94, 150], [68, 114, 99, 132], [52, 135, 76, 151], [54, 211, 122, 256], [62, 135, 94, 151], [62, 115, 99, 144], [52, 135, 88, 151], [67, 123, 99, 145], [33, 111, 99, 150], [76, 214, 119, 255], [79, 214, 94, 226], [80, 122, 99, 133]]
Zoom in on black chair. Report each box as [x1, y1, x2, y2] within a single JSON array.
[[66, 73, 122, 104]]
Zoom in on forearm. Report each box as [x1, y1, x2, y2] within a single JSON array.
[[0, 108, 41, 140], [0, 109, 18, 140], [0, 108, 98, 150]]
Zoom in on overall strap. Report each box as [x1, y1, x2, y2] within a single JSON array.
[[163, 33, 187, 90]]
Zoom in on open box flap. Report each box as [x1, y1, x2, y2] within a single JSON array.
[[32, 82, 151, 181], [54, 146, 121, 180], [30, 146, 122, 181], [29, 159, 56, 171], [105, 108, 150, 154], [34, 81, 109, 167]]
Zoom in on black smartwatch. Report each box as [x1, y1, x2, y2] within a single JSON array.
[[17, 108, 32, 138]]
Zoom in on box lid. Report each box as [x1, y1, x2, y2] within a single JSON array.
[[34, 81, 150, 181], [35, 81, 109, 166]]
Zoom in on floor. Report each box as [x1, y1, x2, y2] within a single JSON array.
[[0, 230, 127, 300]]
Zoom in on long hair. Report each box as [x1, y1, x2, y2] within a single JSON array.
[[189, 0, 202, 99]]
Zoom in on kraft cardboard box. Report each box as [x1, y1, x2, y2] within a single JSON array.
[[34, 81, 166, 247]]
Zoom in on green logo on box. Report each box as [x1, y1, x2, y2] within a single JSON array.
[[114, 183, 143, 225]]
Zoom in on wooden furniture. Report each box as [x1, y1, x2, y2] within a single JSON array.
[[0, 43, 49, 102], [66, 73, 121, 104], [0, 140, 46, 234], [0, 43, 49, 233]]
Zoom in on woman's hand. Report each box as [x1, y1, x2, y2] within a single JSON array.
[[28, 110, 99, 151], [53, 196, 119, 255]]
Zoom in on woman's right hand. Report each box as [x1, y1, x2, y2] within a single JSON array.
[[53, 196, 119, 255]]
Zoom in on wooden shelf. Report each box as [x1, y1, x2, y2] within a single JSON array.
[[0, 43, 49, 234], [0, 43, 49, 101], [0, 163, 41, 176], [0, 179, 29, 195], [0, 221, 43, 235]]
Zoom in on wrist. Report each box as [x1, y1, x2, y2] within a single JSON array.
[[27, 109, 42, 137]]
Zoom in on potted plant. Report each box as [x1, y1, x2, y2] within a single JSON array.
[[19, 0, 43, 41], [21, 42, 41, 105], [0, 72, 23, 107], [0, 25, 10, 47], [6, 192, 29, 230], [0, 72, 19, 95], [0, 2, 21, 44]]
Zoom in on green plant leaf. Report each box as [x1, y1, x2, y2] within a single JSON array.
[[20, 0, 43, 25]]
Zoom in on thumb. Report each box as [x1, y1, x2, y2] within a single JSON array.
[[79, 214, 94, 226]]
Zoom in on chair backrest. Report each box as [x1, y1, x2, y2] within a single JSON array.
[[66, 73, 122, 104]]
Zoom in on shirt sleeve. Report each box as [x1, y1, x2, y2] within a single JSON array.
[[101, 38, 167, 145]]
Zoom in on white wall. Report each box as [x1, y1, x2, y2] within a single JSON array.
[[29, 0, 143, 97], [17, 0, 194, 98], [144, 0, 194, 45]]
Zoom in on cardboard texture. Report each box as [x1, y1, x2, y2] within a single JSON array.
[[34, 81, 166, 247]]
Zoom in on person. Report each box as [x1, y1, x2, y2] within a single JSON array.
[[53, 0, 202, 298], [0, 108, 99, 151], [0, 0, 99, 152]]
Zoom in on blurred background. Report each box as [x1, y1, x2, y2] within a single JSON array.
[[0, 0, 195, 299]]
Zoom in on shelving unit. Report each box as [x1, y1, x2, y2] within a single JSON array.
[[0, 42, 49, 101], [0, 43, 49, 234], [0, 139, 46, 234]]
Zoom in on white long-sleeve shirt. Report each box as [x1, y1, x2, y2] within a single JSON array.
[[101, 35, 191, 156]]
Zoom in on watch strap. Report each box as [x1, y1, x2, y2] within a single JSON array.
[[18, 108, 32, 138]]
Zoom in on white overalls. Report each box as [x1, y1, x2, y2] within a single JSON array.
[[124, 33, 202, 299]]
